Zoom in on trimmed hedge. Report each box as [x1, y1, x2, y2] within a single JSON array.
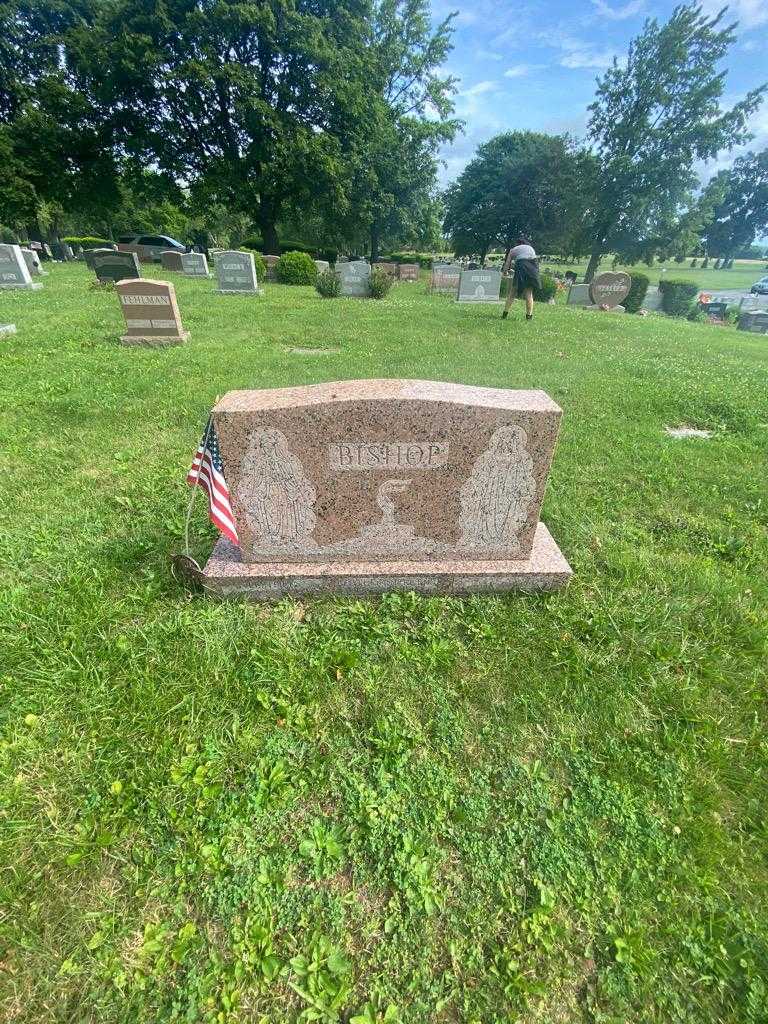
[[624, 272, 650, 313], [315, 270, 340, 298], [62, 235, 112, 249], [369, 267, 394, 299], [241, 237, 316, 256], [658, 278, 699, 317], [276, 250, 317, 285]]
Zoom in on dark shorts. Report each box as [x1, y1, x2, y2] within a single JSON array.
[[512, 259, 541, 296]]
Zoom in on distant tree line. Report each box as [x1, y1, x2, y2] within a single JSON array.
[[443, 5, 767, 280], [0, 0, 459, 257]]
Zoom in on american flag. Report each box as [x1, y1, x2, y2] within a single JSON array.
[[187, 418, 239, 544]]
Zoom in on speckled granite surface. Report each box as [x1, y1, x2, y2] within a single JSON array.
[[201, 522, 572, 597]]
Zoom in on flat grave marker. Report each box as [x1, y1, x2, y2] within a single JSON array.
[[116, 279, 189, 346]]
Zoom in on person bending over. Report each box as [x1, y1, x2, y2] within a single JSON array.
[[501, 237, 541, 320]]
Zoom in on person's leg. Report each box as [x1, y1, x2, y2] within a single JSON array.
[[524, 287, 534, 318]]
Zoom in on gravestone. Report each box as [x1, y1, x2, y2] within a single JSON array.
[[94, 250, 141, 284], [116, 279, 189, 346], [216, 250, 259, 294], [699, 300, 728, 323], [200, 379, 571, 597], [398, 263, 420, 282], [0, 324, 17, 337], [20, 248, 47, 277], [738, 311, 768, 334], [430, 264, 461, 296], [50, 242, 71, 262], [181, 251, 211, 277], [84, 246, 118, 270], [209, 248, 224, 262], [160, 250, 185, 272], [263, 255, 280, 281], [457, 268, 502, 303], [589, 272, 631, 308], [314, 260, 330, 274], [739, 294, 768, 311], [376, 262, 398, 276], [338, 260, 371, 298], [0, 244, 42, 290], [566, 283, 591, 306]]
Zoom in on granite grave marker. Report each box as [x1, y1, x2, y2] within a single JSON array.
[[181, 251, 211, 277], [200, 379, 571, 597], [589, 271, 631, 308], [116, 279, 189, 346], [94, 250, 141, 284], [0, 244, 42, 290], [338, 260, 371, 298], [160, 250, 185, 272], [216, 250, 259, 294], [457, 268, 502, 303]]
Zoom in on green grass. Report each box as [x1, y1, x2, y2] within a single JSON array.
[[508, 256, 767, 292], [1, 265, 767, 1024]]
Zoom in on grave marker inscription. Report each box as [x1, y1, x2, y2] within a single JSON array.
[[457, 269, 502, 303]]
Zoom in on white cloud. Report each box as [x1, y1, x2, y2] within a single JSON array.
[[701, 0, 768, 29], [504, 63, 546, 78], [590, 0, 645, 20], [560, 48, 617, 69], [461, 80, 498, 97]]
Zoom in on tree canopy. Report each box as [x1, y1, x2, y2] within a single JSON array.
[[703, 149, 768, 259]]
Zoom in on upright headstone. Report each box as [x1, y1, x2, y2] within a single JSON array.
[[430, 264, 461, 296], [263, 255, 280, 281], [338, 260, 371, 298], [566, 283, 591, 306], [699, 300, 728, 323], [376, 261, 398, 276], [457, 268, 502, 303], [738, 311, 768, 334], [94, 250, 141, 284], [314, 260, 330, 275], [50, 242, 70, 262], [84, 246, 118, 270], [398, 263, 420, 282], [216, 250, 259, 294], [20, 248, 47, 277], [62, 243, 74, 260], [0, 244, 42, 290], [116, 279, 189, 346], [589, 272, 631, 308], [200, 379, 571, 597], [181, 252, 211, 277], [160, 250, 185, 272], [209, 248, 224, 263]]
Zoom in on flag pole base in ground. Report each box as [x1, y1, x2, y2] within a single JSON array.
[[199, 522, 572, 600]]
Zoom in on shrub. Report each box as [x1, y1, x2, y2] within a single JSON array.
[[701, 256, 709, 268], [658, 278, 699, 317], [713, 258, 722, 270], [674, 254, 686, 263], [532, 273, 558, 303], [690, 259, 698, 268], [240, 251, 266, 281], [369, 267, 394, 299], [276, 250, 317, 285], [62, 235, 112, 249], [315, 270, 340, 298], [624, 272, 650, 313]]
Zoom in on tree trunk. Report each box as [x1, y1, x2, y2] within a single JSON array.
[[260, 221, 279, 255], [584, 249, 602, 282], [26, 222, 44, 243], [370, 223, 381, 264]]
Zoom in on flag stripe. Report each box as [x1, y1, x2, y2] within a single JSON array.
[[186, 420, 239, 544]]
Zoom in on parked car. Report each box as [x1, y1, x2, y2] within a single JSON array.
[[750, 276, 768, 295], [116, 234, 186, 263]]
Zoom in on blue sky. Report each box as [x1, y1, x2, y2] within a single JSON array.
[[433, 0, 768, 187]]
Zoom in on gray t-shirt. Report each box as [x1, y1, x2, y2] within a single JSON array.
[[508, 244, 537, 260]]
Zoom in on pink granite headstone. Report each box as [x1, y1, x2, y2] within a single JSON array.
[[116, 279, 189, 346], [398, 263, 420, 281], [589, 272, 631, 308], [201, 379, 571, 597]]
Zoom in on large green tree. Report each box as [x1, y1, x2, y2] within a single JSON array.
[[580, 3, 765, 281], [442, 131, 596, 261], [65, 0, 389, 253], [702, 149, 768, 259]]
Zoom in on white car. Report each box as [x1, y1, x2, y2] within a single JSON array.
[[750, 275, 768, 295], [116, 234, 186, 263]]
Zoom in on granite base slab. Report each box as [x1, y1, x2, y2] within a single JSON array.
[[119, 332, 190, 347], [201, 522, 572, 599]]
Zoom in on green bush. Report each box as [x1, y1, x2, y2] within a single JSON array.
[[315, 270, 340, 298], [276, 250, 317, 285], [61, 235, 112, 249], [532, 273, 558, 303], [701, 256, 709, 268], [240, 251, 267, 281], [369, 267, 394, 299], [659, 278, 699, 317], [624, 272, 650, 313], [240, 236, 315, 256]]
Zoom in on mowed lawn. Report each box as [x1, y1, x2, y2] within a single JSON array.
[[1, 264, 767, 1024]]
